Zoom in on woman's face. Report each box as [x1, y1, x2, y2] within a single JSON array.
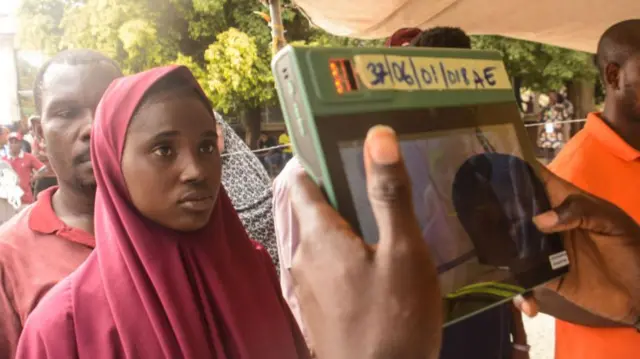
[[121, 93, 221, 232]]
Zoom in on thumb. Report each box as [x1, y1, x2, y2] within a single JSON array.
[[363, 125, 421, 249], [533, 194, 620, 235]]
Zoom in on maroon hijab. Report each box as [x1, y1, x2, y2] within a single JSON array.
[[16, 66, 308, 358]]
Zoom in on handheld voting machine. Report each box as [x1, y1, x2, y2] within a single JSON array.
[[272, 46, 569, 325]]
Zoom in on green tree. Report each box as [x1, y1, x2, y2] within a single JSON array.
[[172, 53, 211, 98], [472, 35, 597, 92], [204, 28, 274, 147], [473, 35, 598, 119], [17, 0, 70, 54]]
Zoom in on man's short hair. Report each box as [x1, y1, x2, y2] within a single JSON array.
[[411, 27, 471, 49], [33, 49, 123, 115], [594, 19, 640, 82]]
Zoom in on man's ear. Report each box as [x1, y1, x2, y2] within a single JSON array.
[[604, 62, 622, 91]]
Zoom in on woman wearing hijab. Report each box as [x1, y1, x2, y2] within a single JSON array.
[[214, 113, 279, 269], [15, 66, 308, 359]]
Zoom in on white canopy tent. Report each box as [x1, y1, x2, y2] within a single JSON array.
[[291, 0, 640, 53]]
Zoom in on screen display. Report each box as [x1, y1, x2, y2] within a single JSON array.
[[339, 123, 560, 296]]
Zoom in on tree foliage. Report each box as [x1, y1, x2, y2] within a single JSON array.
[[203, 28, 275, 112], [472, 35, 597, 92], [18, 0, 596, 115]]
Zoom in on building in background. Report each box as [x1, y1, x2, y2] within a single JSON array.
[[0, 7, 20, 127]]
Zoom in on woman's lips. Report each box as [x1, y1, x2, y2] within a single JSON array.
[[178, 193, 214, 212]]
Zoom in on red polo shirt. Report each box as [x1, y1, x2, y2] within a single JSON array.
[[2, 152, 45, 204], [549, 112, 640, 359], [0, 186, 94, 359]]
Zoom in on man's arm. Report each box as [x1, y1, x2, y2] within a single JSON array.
[[272, 157, 309, 343], [28, 155, 46, 180], [532, 286, 627, 327], [29, 155, 45, 173]]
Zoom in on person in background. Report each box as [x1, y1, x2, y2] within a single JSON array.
[[0, 160, 22, 224], [14, 120, 32, 154], [0, 49, 122, 359], [21, 118, 35, 150], [258, 132, 281, 177], [273, 26, 529, 359], [2, 133, 45, 205], [29, 115, 58, 198], [537, 91, 574, 161], [279, 131, 293, 166], [383, 27, 422, 47], [0, 126, 9, 157], [522, 19, 640, 359], [215, 114, 280, 268]]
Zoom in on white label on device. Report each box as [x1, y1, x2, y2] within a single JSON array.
[[549, 251, 570, 270]]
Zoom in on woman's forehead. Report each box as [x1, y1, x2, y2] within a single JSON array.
[[128, 96, 215, 136]]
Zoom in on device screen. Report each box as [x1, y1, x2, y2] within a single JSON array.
[[339, 123, 564, 296]]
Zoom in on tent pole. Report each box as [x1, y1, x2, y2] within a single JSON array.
[[268, 0, 287, 54]]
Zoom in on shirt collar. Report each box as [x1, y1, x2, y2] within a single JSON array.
[[28, 186, 96, 248], [584, 112, 640, 162], [6, 151, 23, 159]]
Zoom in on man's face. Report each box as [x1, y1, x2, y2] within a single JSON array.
[[618, 54, 640, 123], [9, 138, 21, 155], [38, 63, 120, 192]]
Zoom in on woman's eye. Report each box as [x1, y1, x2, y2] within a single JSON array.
[[152, 146, 173, 157], [200, 143, 216, 154]]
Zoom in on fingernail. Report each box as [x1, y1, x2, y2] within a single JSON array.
[[366, 125, 399, 165], [513, 295, 524, 305], [533, 211, 559, 228]]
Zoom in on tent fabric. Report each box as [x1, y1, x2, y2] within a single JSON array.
[[292, 0, 640, 53]]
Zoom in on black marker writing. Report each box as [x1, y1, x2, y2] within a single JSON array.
[[460, 67, 470, 85], [421, 68, 433, 84], [390, 60, 415, 86], [366, 62, 391, 85], [439, 62, 450, 88], [483, 66, 497, 86], [472, 69, 485, 88], [430, 65, 439, 84]]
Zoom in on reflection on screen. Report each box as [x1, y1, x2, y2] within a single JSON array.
[[339, 124, 545, 294]]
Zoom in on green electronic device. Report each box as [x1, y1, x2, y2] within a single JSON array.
[[272, 45, 569, 325]]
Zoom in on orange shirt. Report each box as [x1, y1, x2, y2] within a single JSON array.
[[549, 112, 640, 359]]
